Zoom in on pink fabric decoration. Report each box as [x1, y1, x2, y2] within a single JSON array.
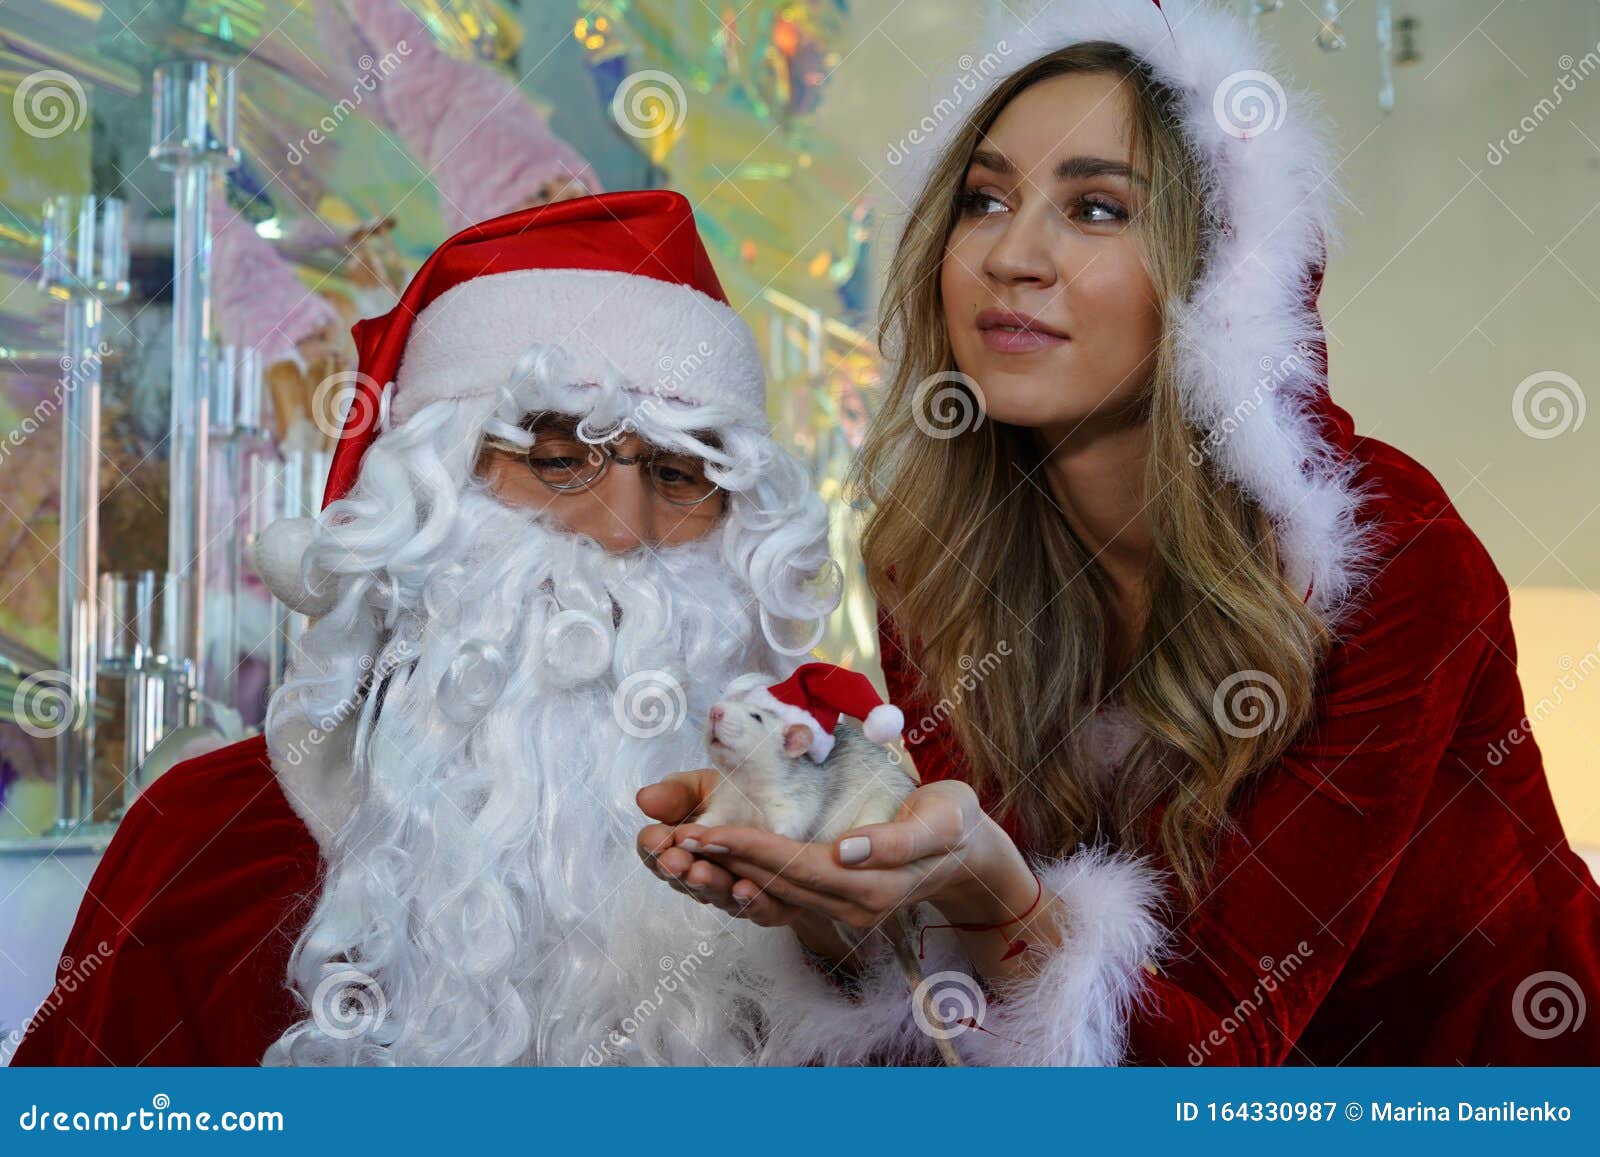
[[344, 0, 603, 233], [209, 188, 342, 368]]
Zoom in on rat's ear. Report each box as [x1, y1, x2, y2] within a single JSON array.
[[781, 724, 814, 759]]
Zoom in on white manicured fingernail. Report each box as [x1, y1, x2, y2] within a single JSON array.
[[839, 836, 871, 865], [701, 843, 730, 854], [680, 837, 701, 850]]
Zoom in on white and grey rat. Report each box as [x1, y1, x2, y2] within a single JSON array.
[[696, 698, 967, 1066]]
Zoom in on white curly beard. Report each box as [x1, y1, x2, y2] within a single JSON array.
[[263, 492, 829, 1065]]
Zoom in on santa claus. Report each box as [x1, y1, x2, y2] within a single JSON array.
[[8, 191, 969, 1066]]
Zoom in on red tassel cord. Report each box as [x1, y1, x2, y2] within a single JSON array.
[[917, 868, 1045, 962]]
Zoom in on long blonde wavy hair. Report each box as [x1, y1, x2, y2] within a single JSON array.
[[853, 42, 1331, 905]]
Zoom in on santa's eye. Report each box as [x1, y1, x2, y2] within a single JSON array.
[[750, 711, 764, 722]]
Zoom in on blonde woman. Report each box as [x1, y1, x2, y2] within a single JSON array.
[[649, 0, 1600, 1065]]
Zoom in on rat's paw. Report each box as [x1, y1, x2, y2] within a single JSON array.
[[692, 804, 734, 832]]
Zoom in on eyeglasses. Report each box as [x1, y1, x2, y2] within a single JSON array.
[[481, 417, 723, 507]]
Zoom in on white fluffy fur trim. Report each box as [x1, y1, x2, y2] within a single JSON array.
[[751, 911, 977, 1065], [894, 0, 1379, 623], [862, 703, 904, 744], [390, 268, 765, 426], [959, 845, 1170, 1065], [798, 845, 1170, 1065], [264, 709, 361, 857], [251, 516, 338, 617], [741, 686, 834, 762]]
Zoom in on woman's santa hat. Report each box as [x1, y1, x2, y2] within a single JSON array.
[[899, 0, 1379, 626], [253, 189, 765, 615], [742, 662, 905, 763]]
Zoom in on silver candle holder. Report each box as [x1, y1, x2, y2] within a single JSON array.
[[97, 571, 179, 816], [149, 59, 239, 731], [38, 194, 129, 834]]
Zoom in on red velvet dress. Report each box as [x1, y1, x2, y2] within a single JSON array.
[[877, 408, 1600, 1065]]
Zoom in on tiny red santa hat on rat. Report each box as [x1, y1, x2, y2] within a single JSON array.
[[743, 662, 905, 763], [254, 189, 765, 614]]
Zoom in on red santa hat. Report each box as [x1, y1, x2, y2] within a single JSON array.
[[742, 662, 905, 763], [252, 189, 764, 615]]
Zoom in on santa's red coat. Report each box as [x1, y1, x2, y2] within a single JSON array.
[[11, 412, 1600, 1066], [10, 736, 320, 1065]]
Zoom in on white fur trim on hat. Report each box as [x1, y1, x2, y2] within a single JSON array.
[[862, 703, 904, 744], [251, 516, 337, 617], [389, 267, 765, 428], [742, 687, 835, 763], [894, 0, 1379, 625]]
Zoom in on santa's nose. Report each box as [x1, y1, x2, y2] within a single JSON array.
[[709, 706, 724, 724]]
